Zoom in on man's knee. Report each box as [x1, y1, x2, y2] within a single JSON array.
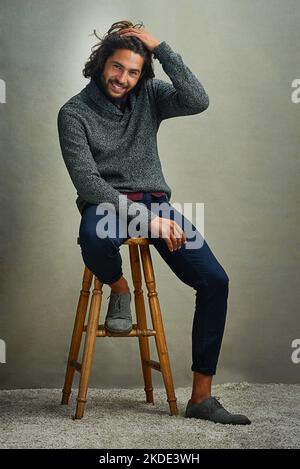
[[212, 266, 229, 290], [195, 266, 229, 291], [218, 267, 229, 285]]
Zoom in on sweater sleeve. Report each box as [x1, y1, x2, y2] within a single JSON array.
[[57, 108, 158, 228], [151, 41, 209, 121]]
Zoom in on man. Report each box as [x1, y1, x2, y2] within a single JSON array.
[[57, 20, 251, 425]]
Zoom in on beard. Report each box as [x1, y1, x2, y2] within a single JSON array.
[[101, 76, 129, 98]]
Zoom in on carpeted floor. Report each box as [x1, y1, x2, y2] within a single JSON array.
[[0, 383, 299, 449]]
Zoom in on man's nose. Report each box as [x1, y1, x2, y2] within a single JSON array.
[[116, 70, 128, 83]]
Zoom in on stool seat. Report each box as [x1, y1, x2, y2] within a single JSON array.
[[62, 237, 178, 419], [77, 236, 150, 246], [124, 237, 151, 246]]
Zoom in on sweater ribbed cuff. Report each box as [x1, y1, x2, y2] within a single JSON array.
[[152, 41, 173, 61]]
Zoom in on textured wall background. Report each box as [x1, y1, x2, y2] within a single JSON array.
[[0, 0, 299, 388]]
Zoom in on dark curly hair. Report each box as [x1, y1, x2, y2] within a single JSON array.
[[83, 20, 155, 94]]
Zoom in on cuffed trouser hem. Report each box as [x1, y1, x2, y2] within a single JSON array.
[[191, 365, 216, 376], [96, 271, 123, 285]]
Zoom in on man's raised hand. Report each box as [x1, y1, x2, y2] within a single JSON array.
[[119, 26, 161, 52]]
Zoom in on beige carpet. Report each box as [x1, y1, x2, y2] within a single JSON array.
[[0, 383, 299, 449]]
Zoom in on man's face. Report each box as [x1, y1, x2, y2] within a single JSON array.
[[100, 49, 144, 98]]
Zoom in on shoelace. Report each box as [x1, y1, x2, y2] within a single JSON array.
[[211, 396, 224, 409], [106, 293, 131, 318], [107, 294, 122, 310]]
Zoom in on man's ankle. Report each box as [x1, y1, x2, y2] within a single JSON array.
[[110, 287, 130, 294], [110, 277, 130, 294], [190, 394, 211, 404]]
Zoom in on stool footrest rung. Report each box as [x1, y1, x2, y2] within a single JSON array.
[[82, 324, 156, 337], [145, 359, 161, 372]]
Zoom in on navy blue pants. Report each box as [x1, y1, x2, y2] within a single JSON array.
[[79, 192, 229, 375]]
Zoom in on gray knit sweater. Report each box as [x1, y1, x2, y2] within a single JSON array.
[[57, 40, 209, 226]]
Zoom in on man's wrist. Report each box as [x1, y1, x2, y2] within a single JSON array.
[[152, 41, 161, 51], [152, 41, 170, 60], [152, 41, 163, 55]]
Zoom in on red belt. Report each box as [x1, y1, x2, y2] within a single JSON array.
[[121, 191, 166, 201]]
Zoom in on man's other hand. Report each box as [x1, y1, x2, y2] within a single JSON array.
[[149, 216, 187, 252]]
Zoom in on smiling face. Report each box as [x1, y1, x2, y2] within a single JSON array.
[[100, 48, 145, 99]]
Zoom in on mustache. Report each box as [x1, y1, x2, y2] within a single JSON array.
[[110, 81, 126, 89]]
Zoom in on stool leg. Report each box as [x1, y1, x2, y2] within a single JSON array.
[[129, 244, 154, 405], [61, 267, 93, 405], [75, 277, 103, 419], [140, 245, 178, 416]]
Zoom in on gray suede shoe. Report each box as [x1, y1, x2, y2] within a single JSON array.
[[104, 291, 132, 333], [185, 396, 251, 425]]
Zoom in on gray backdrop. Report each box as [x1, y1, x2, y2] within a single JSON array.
[[0, 0, 299, 389]]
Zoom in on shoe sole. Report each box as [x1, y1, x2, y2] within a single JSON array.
[[185, 414, 251, 425], [105, 324, 133, 334]]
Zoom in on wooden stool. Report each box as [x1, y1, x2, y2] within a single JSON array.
[[61, 237, 178, 419]]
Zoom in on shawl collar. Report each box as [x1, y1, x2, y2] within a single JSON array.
[[84, 79, 137, 117]]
